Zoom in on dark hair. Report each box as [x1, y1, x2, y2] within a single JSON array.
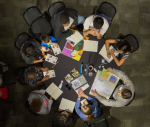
[[59, 113, 70, 124], [93, 17, 104, 29], [30, 98, 43, 113], [81, 105, 94, 121], [121, 89, 132, 99], [115, 39, 132, 53], [40, 34, 50, 43], [60, 11, 69, 24], [26, 46, 36, 56]]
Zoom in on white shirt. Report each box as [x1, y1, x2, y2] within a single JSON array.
[[83, 15, 109, 35], [64, 17, 74, 31]]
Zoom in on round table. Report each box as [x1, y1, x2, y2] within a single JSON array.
[[43, 34, 119, 102]]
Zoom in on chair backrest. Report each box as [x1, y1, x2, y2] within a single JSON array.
[[15, 32, 33, 50], [48, 1, 65, 17], [124, 34, 139, 53], [23, 6, 42, 26], [17, 67, 27, 85], [30, 17, 52, 40], [97, 2, 116, 20]]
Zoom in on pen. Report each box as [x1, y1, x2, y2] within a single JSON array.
[[69, 28, 76, 31], [80, 62, 83, 74], [52, 61, 59, 68]]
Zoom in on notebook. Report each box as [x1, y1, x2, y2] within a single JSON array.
[[89, 69, 119, 99], [46, 82, 63, 100], [43, 70, 55, 78], [83, 40, 98, 52], [66, 30, 83, 46], [99, 45, 119, 63], [59, 98, 76, 113]]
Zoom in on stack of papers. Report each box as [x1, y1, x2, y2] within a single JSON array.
[[99, 45, 119, 63], [66, 30, 83, 46], [59, 98, 76, 113], [83, 40, 98, 52], [46, 82, 63, 100]]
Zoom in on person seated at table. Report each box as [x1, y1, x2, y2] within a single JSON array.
[[105, 39, 133, 66], [21, 40, 46, 64], [83, 14, 110, 39], [91, 67, 135, 107], [27, 89, 53, 115], [53, 108, 75, 127], [75, 88, 101, 122], [40, 34, 58, 51], [51, 8, 85, 40], [24, 66, 50, 87]]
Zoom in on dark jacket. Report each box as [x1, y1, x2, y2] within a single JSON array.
[[51, 8, 78, 41]]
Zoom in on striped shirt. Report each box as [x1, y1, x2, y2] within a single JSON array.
[[115, 39, 130, 59]]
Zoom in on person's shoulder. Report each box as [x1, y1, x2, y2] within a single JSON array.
[[86, 14, 95, 20]]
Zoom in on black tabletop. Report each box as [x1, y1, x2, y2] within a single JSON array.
[[43, 34, 119, 102]]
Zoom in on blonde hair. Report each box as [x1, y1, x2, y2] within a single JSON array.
[[81, 105, 94, 121]]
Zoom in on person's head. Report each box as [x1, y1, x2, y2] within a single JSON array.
[[30, 98, 43, 113], [118, 89, 132, 99], [26, 71, 37, 81], [93, 17, 104, 30], [40, 34, 51, 43], [58, 111, 70, 124], [81, 105, 94, 121], [60, 11, 70, 27], [115, 39, 133, 54]]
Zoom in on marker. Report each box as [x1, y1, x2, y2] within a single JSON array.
[[52, 61, 59, 68], [80, 62, 83, 74]]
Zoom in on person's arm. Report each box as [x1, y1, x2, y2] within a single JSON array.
[[90, 89, 123, 107], [96, 94, 123, 107], [83, 28, 95, 36], [87, 96, 98, 106], [33, 59, 43, 64], [111, 49, 125, 66], [37, 75, 49, 84], [75, 99, 86, 119], [35, 67, 49, 72], [47, 96, 53, 112], [30, 89, 45, 95]]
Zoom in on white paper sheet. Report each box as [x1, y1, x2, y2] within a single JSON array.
[[99, 45, 119, 63], [59, 98, 76, 113], [46, 82, 63, 100], [83, 40, 98, 52], [43, 70, 55, 78], [66, 30, 83, 46]]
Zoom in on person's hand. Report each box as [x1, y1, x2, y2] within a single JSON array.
[[97, 35, 102, 39], [78, 88, 82, 97], [52, 43, 58, 48], [42, 75, 49, 81], [90, 89, 98, 96], [41, 46, 46, 55], [78, 88, 86, 97], [70, 25, 76, 29], [42, 67, 49, 72], [107, 52, 111, 59], [110, 49, 114, 54], [89, 30, 96, 35], [38, 58, 44, 63], [106, 67, 113, 72]]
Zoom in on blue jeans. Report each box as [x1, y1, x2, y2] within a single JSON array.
[[78, 15, 85, 24]]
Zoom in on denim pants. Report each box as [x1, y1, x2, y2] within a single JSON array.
[[78, 15, 85, 24]]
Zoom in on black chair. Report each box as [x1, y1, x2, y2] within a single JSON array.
[[23, 6, 42, 26], [15, 32, 33, 50], [17, 67, 27, 85], [30, 17, 52, 40], [97, 2, 116, 21], [48, 1, 65, 18], [124, 34, 139, 53], [23, 6, 52, 41]]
